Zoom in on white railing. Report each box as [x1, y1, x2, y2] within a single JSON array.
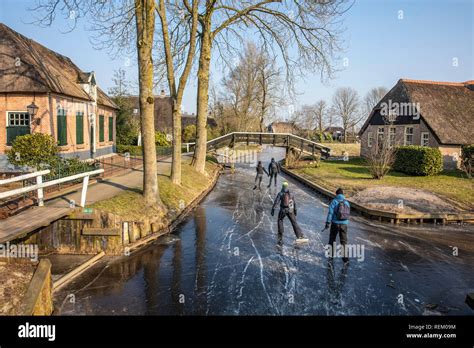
[[0, 169, 104, 208]]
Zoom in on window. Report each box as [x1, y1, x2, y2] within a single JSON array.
[[76, 112, 84, 145], [367, 132, 373, 147], [421, 132, 429, 147], [6, 112, 30, 145], [377, 127, 385, 145], [57, 108, 67, 146], [99, 115, 105, 142], [108, 116, 113, 141], [389, 127, 396, 147], [404, 126, 414, 145]]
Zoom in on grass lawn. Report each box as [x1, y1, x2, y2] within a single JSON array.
[[320, 142, 361, 157], [294, 158, 474, 210], [92, 159, 218, 220]]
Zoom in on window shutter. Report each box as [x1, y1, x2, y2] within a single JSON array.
[[57, 109, 67, 146], [108, 116, 113, 141], [99, 115, 105, 142], [76, 112, 84, 145]]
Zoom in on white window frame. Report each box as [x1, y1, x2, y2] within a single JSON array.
[[404, 126, 414, 145], [6, 111, 30, 127], [389, 127, 396, 147], [421, 132, 429, 147], [367, 131, 373, 147]]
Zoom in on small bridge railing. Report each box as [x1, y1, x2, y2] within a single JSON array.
[[0, 169, 104, 208], [185, 132, 331, 158]]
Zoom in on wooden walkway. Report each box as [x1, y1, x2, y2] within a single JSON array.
[[0, 206, 71, 243], [0, 157, 175, 244]]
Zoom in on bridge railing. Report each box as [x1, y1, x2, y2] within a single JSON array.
[[183, 132, 331, 157], [0, 169, 104, 208]]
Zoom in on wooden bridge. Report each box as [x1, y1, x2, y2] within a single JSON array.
[[188, 132, 331, 158]]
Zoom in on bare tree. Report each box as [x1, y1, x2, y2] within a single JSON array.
[[219, 42, 282, 133], [364, 86, 388, 116], [255, 45, 282, 132], [313, 100, 328, 135], [366, 124, 396, 179], [156, 0, 199, 184], [331, 87, 362, 142], [291, 105, 317, 138], [31, 0, 162, 207], [188, 0, 350, 173]]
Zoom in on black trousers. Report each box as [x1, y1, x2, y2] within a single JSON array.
[[328, 223, 348, 262], [277, 209, 303, 243], [268, 173, 278, 186]]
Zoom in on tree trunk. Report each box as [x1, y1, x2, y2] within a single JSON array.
[[135, 0, 160, 206], [171, 105, 181, 184], [192, 25, 212, 174]]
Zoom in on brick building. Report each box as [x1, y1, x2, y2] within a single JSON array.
[[359, 79, 474, 169], [0, 23, 117, 171]]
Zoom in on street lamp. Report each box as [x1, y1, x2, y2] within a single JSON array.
[[27, 101, 40, 125], [27, 101, 38, 117]]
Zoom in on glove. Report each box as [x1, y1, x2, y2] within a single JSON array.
[[271, 209, 275, 216], [325, 222, 330, 230]]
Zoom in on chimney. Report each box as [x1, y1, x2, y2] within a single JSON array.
[[464, 80, 474, 91]]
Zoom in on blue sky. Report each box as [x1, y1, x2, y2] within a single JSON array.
[[1, 0, 472, 116]]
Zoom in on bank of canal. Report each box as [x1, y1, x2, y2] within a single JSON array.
[[54, 147, 474, 315]]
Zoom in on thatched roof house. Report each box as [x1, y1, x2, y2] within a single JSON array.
[[0, 23, 116, 109], [359, 78, 474, 169], [0, 23, 117, 170]]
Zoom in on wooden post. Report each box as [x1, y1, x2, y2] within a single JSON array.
[[80, 175, 90, 207], [36, 174, 44, 207], [273, 134, 276, 146], [246, 134, 249, 145], [259, 133, 262, 145]]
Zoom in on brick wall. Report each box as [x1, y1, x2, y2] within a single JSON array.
[[0, 93, 116, 169]]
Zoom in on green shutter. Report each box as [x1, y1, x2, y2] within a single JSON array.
[[57, 109, 67, 146], [6, 126, 30, 145], [99, 115, 105, 142], [108, 116, 113, 141], [76, 112, 84, 145]]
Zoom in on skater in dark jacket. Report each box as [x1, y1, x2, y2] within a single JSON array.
[[267, 158, 281, 187], [253, 161, 269, 190], [271, 182, 308, 246]]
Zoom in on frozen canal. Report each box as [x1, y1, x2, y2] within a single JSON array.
[[55, 147, 474, 315]]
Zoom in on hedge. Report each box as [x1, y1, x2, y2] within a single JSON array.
[[116, 144, 173, 157], [393, 145, 443, 176], [116, 144, 143, 156]]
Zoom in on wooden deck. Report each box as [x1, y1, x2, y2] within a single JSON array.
[[0, 206, 72, 243]]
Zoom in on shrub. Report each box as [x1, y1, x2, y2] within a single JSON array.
[[323, 132, 333, 142], [207, 126, 221, 141], [116, 144, 143, 156], [366, 137, 396, 179], [155, 131, 170, 146], [45, 157, 95, 180], [7, 133, 58, 170], [393, 145, 443, 176], [460, 144, 474, 178], [182, 124, 196, 142]]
